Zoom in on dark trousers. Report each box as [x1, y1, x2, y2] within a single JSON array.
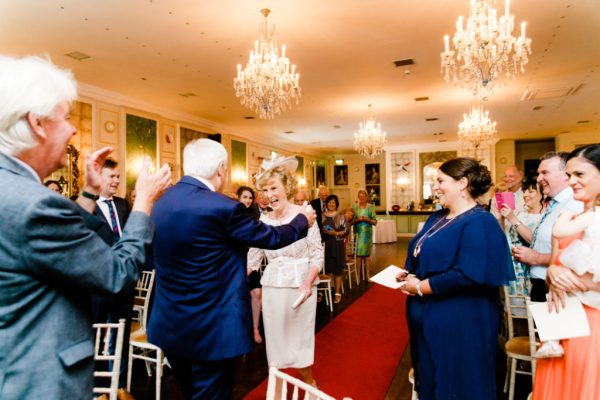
[[166, 354, 235, 400], [530, 278, 548, 302]]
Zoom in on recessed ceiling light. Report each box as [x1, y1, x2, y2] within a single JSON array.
[[433, 132, 444, 136], [439, 139, 448, 142], [283, 130, 294, 134], [577, 120, 590, 124], [415, 97, 429, 102], [532, 106, 543, 111], [64, 51, 92, 61], [178, 92, 197, 98], [333, 125, 341, 129], [559, 131, 571, 134], [140, 77, 147, 81], [425, 117, 439, 122], [243, 116, 255, 120]]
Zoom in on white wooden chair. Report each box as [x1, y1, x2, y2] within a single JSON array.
[[131, 270, 155, 330], [344, 229, 359, 289], [266, 367, 336, 400], [127, 269, 166, 400], [317, 274, 334, 312], [503, 286, 538, 400], [93, 319, 126, 400]]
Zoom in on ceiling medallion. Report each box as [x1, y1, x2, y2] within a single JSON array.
[[354, 104, 387, 159], [440, 0, 532, 99], [233, 9, 301, 120]]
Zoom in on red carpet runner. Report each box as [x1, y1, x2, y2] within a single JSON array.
[[244, 285, 408, 399]]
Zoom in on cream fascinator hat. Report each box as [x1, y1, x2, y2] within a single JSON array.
[[255, 155, 298, 185]]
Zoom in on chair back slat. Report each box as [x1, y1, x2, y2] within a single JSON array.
[[266, 367, 337, 400]]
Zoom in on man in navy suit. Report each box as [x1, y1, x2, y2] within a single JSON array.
[[148, 138, 316, 399]]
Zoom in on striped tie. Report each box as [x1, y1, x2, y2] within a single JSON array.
[[530, 199, 557, 247], [104, 199, 121, 239]]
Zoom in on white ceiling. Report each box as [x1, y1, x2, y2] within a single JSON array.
[[1, 0, 599, 154]]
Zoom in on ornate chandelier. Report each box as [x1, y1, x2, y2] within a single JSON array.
[[354, 105, 387, 159], [440, 0, 532, 98], [458, 105, 497, 149], [233, 9, 301, 120]]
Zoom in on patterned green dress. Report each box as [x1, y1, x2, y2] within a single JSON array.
[[353, 203, 377, 256]]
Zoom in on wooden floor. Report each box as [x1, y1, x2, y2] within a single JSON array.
[[130, 238, 532, 399]]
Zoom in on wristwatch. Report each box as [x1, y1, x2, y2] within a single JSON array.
[[513, 222, 521, 229]]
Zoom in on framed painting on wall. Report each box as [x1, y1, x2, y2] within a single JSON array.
[[365, 163, 380, 185], [334, 165, 348, 186], [125, 114, 157, 191]]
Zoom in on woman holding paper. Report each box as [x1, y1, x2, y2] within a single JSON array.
[[247, 155, 323, 387], [533, 143, 600, 400], [398, 158, 514, 400]]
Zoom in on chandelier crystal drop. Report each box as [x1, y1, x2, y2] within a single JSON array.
[[233, 9, 301, 120], [440, 0, 532, 99], [354, 105, 387, 159], [458, 105, 497, 149]]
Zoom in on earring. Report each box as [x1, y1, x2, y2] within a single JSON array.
[[461, 190, 466, 199]]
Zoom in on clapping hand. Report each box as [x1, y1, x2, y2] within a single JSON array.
[[132, 157, 172, 215], [83, 146, 114, 194]]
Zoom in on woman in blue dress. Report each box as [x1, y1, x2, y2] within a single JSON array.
[[398, 158, 514, 400]]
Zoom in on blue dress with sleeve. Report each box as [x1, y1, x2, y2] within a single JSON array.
[[404, 205, 514, 400]]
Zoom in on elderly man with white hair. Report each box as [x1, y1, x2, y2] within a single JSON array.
[[148, 138, 316, 399], [0, 55, 171, 400]]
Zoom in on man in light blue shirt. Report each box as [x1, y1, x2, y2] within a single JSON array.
[[512, 152, 583, 301]]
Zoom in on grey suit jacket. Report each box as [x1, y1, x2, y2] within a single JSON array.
[[0, 153, 154, 400]]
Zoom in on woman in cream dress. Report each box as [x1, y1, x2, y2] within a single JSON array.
[[248, 156, 323, 386]]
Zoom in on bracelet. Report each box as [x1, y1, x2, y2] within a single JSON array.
[[80, 190, 99, 201], [415, 281, 424, 297], [513, 222, 521, 229]]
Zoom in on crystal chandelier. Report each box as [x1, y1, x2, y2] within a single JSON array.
[[354, 105, 387, 159], [458, 105, 497, 149], [233, 9, 301, 120], [440, 0, 532, 98]]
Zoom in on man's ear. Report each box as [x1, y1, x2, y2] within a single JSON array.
[[26, 112, 47, 141]]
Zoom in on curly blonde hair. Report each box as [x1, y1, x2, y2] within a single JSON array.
[[255, 166, 298, 199]]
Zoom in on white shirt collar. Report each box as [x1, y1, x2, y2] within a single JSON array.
[[8, 154, 41, 183], [552, 186, 574, 203]]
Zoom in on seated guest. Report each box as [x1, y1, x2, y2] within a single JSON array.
[[322, 194, 349, 303], [0, 55, 171, 400], [398, 157, 513, 399]]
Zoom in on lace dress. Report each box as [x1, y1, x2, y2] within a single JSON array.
[[247, 207, 324, 368]]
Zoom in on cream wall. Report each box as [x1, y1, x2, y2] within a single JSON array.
[[494, 139, 516, 184], [556, 131, 600, 152]]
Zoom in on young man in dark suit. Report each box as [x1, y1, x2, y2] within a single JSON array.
[[94, 158, 135, 399], [310, 185, 329, 236]]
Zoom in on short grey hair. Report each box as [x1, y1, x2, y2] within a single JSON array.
[[0, 56, 77, 155], [540, 151, 569, 170], [183, 138, 228, 179]]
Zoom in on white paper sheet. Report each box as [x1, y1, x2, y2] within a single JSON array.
[[370, 265, 407, 289], [528, 296, 591, 342]]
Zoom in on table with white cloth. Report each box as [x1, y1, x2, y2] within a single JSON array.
[[373, 219, 397, 244]]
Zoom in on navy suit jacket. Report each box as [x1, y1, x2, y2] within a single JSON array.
[[147, 176, 309, 361]]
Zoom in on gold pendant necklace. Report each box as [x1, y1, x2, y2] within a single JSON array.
[[412, 216, 455, 257]]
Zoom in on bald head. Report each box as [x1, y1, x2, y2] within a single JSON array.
[[318, 186, 329, 201], [502, 165, 523, 192], [294, 190, 309, 205]]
